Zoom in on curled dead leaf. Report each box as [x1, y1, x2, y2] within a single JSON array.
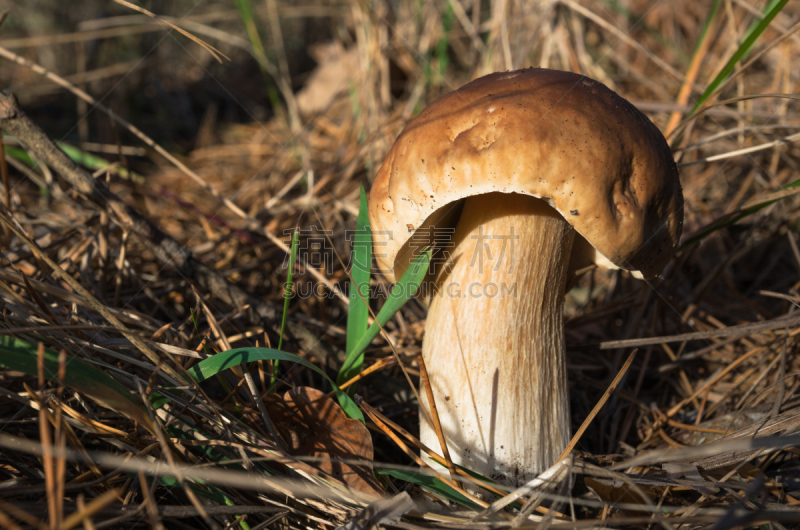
[[296, 42, 361, 116], [266, 386, 383, 496]]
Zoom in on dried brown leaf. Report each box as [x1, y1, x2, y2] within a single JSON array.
[[296, 42, 361, 116], [266, 387, 382, 496]]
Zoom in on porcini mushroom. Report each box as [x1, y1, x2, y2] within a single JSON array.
[[368, 68, 683, 487]]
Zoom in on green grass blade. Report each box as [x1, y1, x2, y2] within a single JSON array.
[[343, 186, 372, 393], [57, 143, 142, 182], [377, 469, 480, 510], [4, 141, 142, 182], [0, 335, 153, 430], [233, 0, 281, 113], [691, 0, 790, 113], [272, 229, 299, 391], [4, 145, 36, 168], [678, 209, 756, 252], [678, 178, 800, 252], [435, 3, 454, 81], [740, 0, 784, 47], [188, 347, 364, 423], [277, 230, 299, 351], [692, 0, 722, 56], [338, 249, 432, 385], [234, 0, 267, 61]]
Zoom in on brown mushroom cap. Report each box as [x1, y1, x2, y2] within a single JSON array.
[[369, 68, 683, 281]]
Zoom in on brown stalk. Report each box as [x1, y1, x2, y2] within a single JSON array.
[[417, 352, 460, 488], [74, 495, 93, 530], [0, 129, 9, 209], [36, 343, 57, 530], [54, 350, 67, 526], [664, 18, 716, 137], [660, 343, 702, 409], [59, 489, 121, 530], [57, 402, 130, 438], [354, 395, 491, 509], [600, 313, 800, 349], [658, 429, 685, 448], [557, 349, 638, 462], [334, 355, 396, 393], [667, 418, 726, 434], [138, 470, 164, 530], [134, 378, 214, 528], [667, 345, 764, 416], [164, 438, 352, 497], [0, 500, 39, 527], [355, 395, 507, 498], [257, 358, 268, 394], [21, 273, 60, 325], [22, 382, 104, 480], [0, 16, 236, 49], [616, 346, 652, 449], [110, 0, 227, 62], [0, 507, 24, 530], [694, 386, 711, 425], [112, 229, 129, 308]]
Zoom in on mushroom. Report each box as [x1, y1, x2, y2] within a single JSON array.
[[368, 68, 683, 488]]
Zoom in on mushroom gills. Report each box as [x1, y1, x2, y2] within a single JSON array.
[[420, 192, 574, 488]]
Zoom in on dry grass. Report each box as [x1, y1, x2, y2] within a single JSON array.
[[0, 0, 800, 528]]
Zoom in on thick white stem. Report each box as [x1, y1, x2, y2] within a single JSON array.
[[420, 192, 573, 487]]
